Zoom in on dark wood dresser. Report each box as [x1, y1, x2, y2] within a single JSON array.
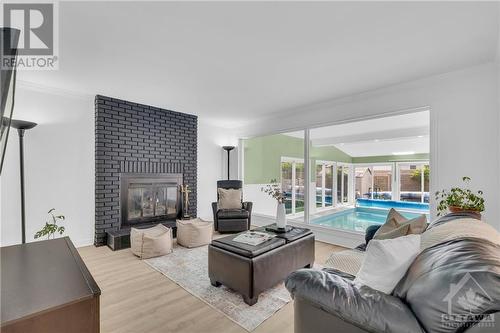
[[1, 237, 100, 333]]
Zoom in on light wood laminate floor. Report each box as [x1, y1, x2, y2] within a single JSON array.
[[78, 240, 344, 333]]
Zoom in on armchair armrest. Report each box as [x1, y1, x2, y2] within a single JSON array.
[[285, 269, 424, 333], [242, 201, 252, 228], [212, 202, 219, 229]]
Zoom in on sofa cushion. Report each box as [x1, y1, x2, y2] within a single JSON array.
[[373, 208, 427, 240], [217, 188, 242, 209], [217, 208, 249, 219], [286, 269, 425, 333], [393, 236, 500, 333], [354, 234, 421, 293]]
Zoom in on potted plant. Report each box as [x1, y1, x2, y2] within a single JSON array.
[[435, 177, 485, 218], [34, 208, 67, 240], [261, 179, 287, 229]]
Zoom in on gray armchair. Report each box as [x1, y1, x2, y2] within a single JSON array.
[[212, 180, 252, 233]]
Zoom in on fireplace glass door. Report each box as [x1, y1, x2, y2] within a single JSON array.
[[127, 183, 177, 222]]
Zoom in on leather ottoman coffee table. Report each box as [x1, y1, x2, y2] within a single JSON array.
[[208, 225, 314, 305]]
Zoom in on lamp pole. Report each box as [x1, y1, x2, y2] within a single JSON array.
[[10, 119, 37, 244], [222, 146, 235, 180]]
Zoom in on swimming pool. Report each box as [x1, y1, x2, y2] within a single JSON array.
[[311, 207, 429, 233]]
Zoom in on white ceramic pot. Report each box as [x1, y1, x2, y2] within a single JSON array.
[[276, 202, 287, 229]]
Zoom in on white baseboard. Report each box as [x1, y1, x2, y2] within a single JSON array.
[[252, 214, 364, 249], [72, 237, 94, 248]]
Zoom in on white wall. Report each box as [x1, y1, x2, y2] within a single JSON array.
[[1, 85, 95, 247], [243, 183, 277, 217], [0, 86, 240, 246], [238, 63, 500, 229], [196, 120, 238, 220]]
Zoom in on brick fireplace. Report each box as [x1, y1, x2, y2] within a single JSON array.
[[94, 95, 197, 247]]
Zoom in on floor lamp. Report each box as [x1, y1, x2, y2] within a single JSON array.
[[222, 146, 235, 180], [10, 119, 37, 244]]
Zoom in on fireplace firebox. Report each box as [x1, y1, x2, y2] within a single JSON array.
[[120, 173, 183, 228]]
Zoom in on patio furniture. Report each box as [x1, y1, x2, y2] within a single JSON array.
[[176, 218, 213, 248], [208, 225, 314, 305], [212, 180, 252, 233], [130, 224, 173, 259]]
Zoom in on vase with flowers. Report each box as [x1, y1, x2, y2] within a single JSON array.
[[261, 179, 287, 229]]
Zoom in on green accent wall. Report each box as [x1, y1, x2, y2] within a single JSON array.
[[243, 135, 429, 184], [243, 134, 352, 184], [351, 153, 429, 164]]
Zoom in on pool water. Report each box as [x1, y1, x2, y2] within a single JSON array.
[[311, 207, 429, 233]]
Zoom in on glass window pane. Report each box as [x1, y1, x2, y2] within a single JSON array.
[[423, 164, 430, 203], [399, 164, 423, 202], [355, 166, 373, 200], [343, 166, 350, 203], [281, 161, 293, 214], [373, 165, 392, 200], [295, 162, 305, 213], [337, 166, 342, 204], [315, 163, 323, 207], [325, 164, 333, 207]]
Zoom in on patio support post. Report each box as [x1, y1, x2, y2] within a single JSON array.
[[304, 129, 310, 224]]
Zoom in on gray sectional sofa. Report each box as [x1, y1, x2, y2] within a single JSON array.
[[286, 213, 500, 333]]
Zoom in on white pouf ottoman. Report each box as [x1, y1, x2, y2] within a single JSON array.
[[130, 224, 173, 259], [176, 218, 213, 248]]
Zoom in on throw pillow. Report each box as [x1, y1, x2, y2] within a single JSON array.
[[218, 188, 242, 209], [373, 208, 427, 240], [354, 234, 421, 294]]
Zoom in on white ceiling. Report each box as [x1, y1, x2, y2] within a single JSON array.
[[286, 110, 430, 157], [335, 136, 429, 158], [18, 1, 499, 127]]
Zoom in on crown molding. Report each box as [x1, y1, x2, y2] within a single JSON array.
[[16, 80, 93, 101]]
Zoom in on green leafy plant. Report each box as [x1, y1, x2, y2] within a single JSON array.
[[261, 179, 284, 203], [34, 208, 66, 240], [435, 177, 485, 216], [411, 165, 430, 182]]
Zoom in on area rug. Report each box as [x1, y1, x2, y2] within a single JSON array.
[[144, 244, 292, 332]]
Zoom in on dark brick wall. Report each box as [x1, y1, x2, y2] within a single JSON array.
[[95, 95, 197, 246]]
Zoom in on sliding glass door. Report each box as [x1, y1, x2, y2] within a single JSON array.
[[315, 161, 335, 208], [281, 157, 305, 215], [336, 164, 351, 205]]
